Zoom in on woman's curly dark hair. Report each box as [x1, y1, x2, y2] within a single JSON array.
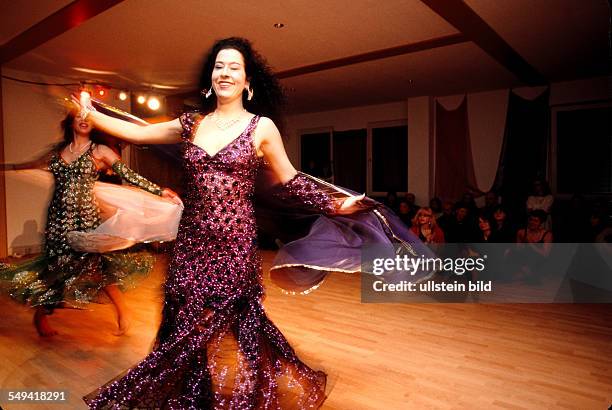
[[198, 37, 286, 131]]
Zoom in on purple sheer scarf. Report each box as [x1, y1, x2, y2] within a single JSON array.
[[254, 166, 437, 294]]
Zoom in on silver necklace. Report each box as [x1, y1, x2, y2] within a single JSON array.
[[69, 141, 92, 156], [209, 109, 246, 131]]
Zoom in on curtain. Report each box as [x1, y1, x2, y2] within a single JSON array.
[[492, 90, 550, 217], [434, 97, 477, 202]]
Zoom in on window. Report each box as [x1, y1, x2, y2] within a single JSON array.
[[300, 129, 332, 181], [299, 120, 408, 197], [369, 121, 408, 196], [333, 129, 367, 193]]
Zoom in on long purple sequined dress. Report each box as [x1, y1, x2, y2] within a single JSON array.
[[85, 113, 327, 409]]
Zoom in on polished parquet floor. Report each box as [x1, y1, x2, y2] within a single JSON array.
[[0, 251, 610, 409]]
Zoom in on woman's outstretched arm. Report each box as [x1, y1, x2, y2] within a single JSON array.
[[73, 94, 183, 145], [1, 151, 52, 171], [256, 117, 363, 215]]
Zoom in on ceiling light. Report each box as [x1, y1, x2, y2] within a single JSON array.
[[147, 97, 161, 110], [118, 91, 128, 101], [137, 95, 146, 104], [273, 23, 285, 28]]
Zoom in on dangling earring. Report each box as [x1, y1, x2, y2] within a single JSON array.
[[201, 88, 213, 99], [246, 86, 254, 101]]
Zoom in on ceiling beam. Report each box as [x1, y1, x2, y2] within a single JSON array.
[[276, 34, 467, 79], [0, 0, 125, 64], [420, 0, 546, 85]]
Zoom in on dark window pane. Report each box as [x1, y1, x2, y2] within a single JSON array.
[[333, 129, 367, 192], [301, 132, 331, 179], [372, 125, 408, 192], [557, 107, 611, 194]]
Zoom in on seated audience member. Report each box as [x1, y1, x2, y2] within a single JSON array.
[[456, 192, 479, 216], [445, 204, 479, 243], [410, 207, 445, 244], [385, 191, 399, 213], [398, 200, 414, 227], [517, 210, 553, 246], [491, 205, 515, 243], [437, 201, 455, 236], [470, 211, 510, 274], [475, 212, 495, 243], [526, 179, 554, 230], [514, 210, 553, 279], [429, 197, 443, 219], [405, 192, 420, 210], [481, 191, 500, 217]]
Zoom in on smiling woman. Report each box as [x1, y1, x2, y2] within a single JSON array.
[[78, 37, 362, 409]]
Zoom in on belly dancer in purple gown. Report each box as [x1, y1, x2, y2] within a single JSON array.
[[79, 37, 365, 409]]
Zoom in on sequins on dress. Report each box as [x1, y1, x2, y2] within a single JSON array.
[[0, 147, 155, 309], [85, 113, 328, 409]]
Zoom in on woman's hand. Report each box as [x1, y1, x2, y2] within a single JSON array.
[[70, 92, 95, 119], [335, 194, 367, 215], [161, 188, 183, 206]]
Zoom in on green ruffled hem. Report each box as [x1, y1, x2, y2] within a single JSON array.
[[0, 248, 155, 309]]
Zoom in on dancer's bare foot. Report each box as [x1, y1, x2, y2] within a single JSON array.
[[113, 314, 131, 336], [33, 309, 58, 337]]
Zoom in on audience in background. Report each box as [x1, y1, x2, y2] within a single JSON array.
[[514, 210, 554, 280], [456, 192, 479, 216], [491, 205, 515, 243], [398, 201, 413, 227], [526, 179, 554, 229], [385, 191, 399, 213], [404, 193, 420, 211], [378, 187, 609, 245], [445, 204, 479, 243], [475, 212, 495, 243], [410, 207, 445, 244], [429, 197, 443, 219], [436, 201, 455, 234], [516, 210, 553, 247], [481, 191, 500, 217]]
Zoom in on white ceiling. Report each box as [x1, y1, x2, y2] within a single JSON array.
[[1, 0, 609, 113]]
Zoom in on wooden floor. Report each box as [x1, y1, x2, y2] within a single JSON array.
[[0, 251, 610, 410]]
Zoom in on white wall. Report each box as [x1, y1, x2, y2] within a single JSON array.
[[407, 96, 432, 204], [2, 69, 66, 255]]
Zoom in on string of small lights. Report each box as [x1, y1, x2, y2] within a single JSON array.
[[1, 74, 164, 111]]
